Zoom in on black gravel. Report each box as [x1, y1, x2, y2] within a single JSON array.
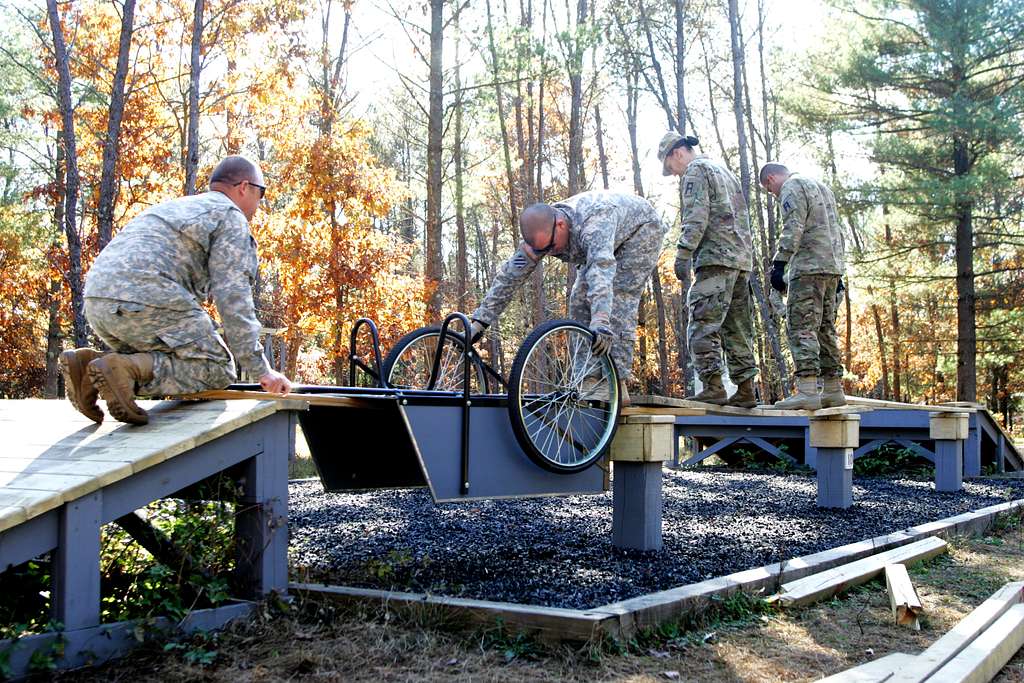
[[288, 470, 1024, 610]]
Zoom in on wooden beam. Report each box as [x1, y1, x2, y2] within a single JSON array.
[[928, 603, 1024, 683], [769, 536, 947, 608], [817, 652, 916, 682], [889, 581, 1024, 682], [885, 563, 923, 629]]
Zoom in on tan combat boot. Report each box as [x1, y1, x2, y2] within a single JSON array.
[[59, 348, 106, 423], [770, 376, 821, 411], [820, 376, 847, 408], [87, 353, 155, 425], [726, 378, 758, 409], [685, 374, 727, 405]]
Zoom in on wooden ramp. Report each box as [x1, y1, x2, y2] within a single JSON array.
[[0, 397, 306, 677]]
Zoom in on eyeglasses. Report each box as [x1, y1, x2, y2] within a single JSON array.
[[233, 180, 267, 199], [531, 212, 559, 256]]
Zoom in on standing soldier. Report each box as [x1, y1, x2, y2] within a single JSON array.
[[759, 162, 846, 410], [659, 132, 758, 407], [60, 155, 291, 425], [469, 192, 667, 406]]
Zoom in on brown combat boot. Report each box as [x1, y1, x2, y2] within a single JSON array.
[[726, 378, 758, 409], [59, 348, 105, 423], [769, 376, 821, 411], [87, 353, 155, 425], [820, 376, 847, 408], [685, 374, 727, 405]]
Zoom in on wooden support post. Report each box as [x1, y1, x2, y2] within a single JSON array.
[[52, 491, 102, 630], [885, 563, 923, 629], [963, 413, 981, 477], [810, 414, 859, 509], [931, 412, 968, 492], [610, 415, 674, 551], [234, 412, 293, 598]]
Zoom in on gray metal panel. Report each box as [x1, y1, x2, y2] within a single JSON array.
[[403, 404, 605, 502]]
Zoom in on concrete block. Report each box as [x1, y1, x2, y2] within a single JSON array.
[[611, 415, 675, 463], [612, 461, 663, 550], [929, 412, 969, 440], [809, 415, 860, 449]]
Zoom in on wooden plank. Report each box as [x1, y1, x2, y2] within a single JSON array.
[[630, 394, 869, 417], [928, 604, 1024, 683], [292, 582, 619, 642], [817, 652, 917, 682], [0, 506, 27, 531], [769, 536, 948, 608], [0, 458, 133, 487], [621, 406, 706, 417], [885, 564, 923, 629], [0, 489, 62, 531], [846, 396, 971, 413], [889, 582, 1024, 682], [0, 471, 103, 504], [181, 390, 363, 409]]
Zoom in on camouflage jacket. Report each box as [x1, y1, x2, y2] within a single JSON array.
[[471, 191, 663, 326], [773, 174, 845, 278], [84, 191, 269, 378], [677, 155, 753, 272]]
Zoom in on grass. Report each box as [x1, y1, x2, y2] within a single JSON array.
[[54, 511, 1024, 682]]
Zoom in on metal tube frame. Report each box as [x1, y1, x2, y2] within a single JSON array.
[[348, 317, 388, 388]]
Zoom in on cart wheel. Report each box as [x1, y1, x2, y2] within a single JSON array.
[[382, 325, 488, 392], [508, 319, 620, 473]]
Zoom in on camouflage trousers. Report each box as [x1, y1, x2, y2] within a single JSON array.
[[686, 266, 758, 384], [84, 297, 236, 396], [786, 274, 843, 378], [568, 220, 667, 381]]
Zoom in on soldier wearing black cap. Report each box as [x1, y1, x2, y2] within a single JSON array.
[[658, 131, 758, 407]]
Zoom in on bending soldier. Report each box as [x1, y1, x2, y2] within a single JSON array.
[[469, 192, 668, 406], [659, 132, 759, 407], [759, 162, 846, 410], [61, 155, 291, 425]]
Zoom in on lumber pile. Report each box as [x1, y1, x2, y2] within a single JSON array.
[[817, 581, 1024, 682]]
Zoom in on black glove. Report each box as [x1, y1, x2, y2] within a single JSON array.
[[836, 277, 845, 295], [469, 319, 488, 345], [770, 261, 787, 293], [673, 247, 693, 281]]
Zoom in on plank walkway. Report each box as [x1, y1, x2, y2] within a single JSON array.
[[0, 398, 304, 535]]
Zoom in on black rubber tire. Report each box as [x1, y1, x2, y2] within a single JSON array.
[[382, 325, 488, 392], [507, 319, 620, 474]]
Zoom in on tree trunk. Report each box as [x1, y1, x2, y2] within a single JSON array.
[[869, 294, 891, 399], [953, 139, 976, 402], [425, 0, 445, 321], [97, 0, 136, 250], [44, 274, 63, 398], [184, 0, 204, 195], [652, 274, 670, 394], [594, 105, 609, 189], [454, 20, 468, 313], [46, 0, 87, 349]]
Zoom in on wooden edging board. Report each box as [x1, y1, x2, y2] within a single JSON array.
[[292, 497, 1024, 642]]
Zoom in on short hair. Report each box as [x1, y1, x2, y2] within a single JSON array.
[[759, 162, 789, 184], [520, 203, 557, 242], [209, 156, 259, 186]]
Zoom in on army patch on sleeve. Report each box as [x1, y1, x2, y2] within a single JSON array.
[[782, 198, 793, 213], [684, 181, 694, 197], [512, 252, 528, 269]]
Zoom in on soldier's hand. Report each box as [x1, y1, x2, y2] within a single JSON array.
[[589, 314, 614, 356], [469, 319, 488, 345], [260, 369, 291, 395], [770, 260, 787, 294], [836, 277, 845, 295], [674, 247, 693, 281]]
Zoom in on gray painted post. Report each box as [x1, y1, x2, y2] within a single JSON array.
[[53, 491, 102, 630], [963, 413, 981, 477], [998, 433, 1007, 474], [930, 412, 968, 492], [803, 429, 818, 470], [610, 415, 674, 551], [234, 411, 293, 597], [612, 462, 663, 551], [809, 415, 859, 509]]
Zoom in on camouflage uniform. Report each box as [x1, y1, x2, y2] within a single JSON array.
[[773, 173, 845, 378], [472, 191, 667, 381], [678, 156, 758, 384], [84, 191, 270, 396]]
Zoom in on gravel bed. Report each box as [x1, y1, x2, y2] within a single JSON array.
[[288, 469, 1024, 610]]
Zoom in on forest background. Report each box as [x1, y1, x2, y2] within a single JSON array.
[[0, 0, 1022, 430]]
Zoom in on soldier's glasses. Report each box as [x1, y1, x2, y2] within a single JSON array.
[[234, 180, 267, 199], [532, 213, 558, 256]]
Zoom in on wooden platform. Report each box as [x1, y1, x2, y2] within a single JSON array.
[[625, 394, 870, 418], [0, 398, 304, 534]]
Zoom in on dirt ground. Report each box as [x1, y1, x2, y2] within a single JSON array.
[[54, 510, 1024, 682]]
